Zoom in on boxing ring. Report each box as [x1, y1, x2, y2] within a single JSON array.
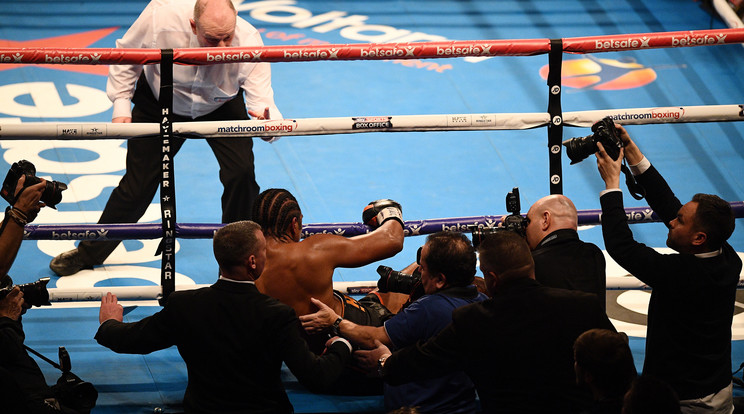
[[2, 27, 744, 299], [2, 1, 744, 412]]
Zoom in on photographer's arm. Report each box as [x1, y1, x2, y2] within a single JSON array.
[[299, 297, 392, 349], [596, 142, 624, 191], [0, 178, 45, 277], [614, 124, 682, 225], [615, 125, 644, 166]]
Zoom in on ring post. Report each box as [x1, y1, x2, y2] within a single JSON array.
[[157, 49, 176, 305], [547, 38, 564, 195]]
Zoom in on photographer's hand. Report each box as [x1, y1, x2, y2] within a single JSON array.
[[596, 142, 624, 190], [299, 297, 339, 333], [0, 287, 24, 320], [99, 292, 123, 324], [614, 124, 644, 165], [0, 176, 46, 276], [14, 176, 46, 222]]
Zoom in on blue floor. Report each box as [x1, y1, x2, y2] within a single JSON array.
[[1, 0, 744, 412]]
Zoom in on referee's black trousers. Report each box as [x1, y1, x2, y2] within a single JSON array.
[[78, 76, 257, 265]]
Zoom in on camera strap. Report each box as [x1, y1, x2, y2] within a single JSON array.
[[621, 160, 646, 200], [24, 345, 64, 372]]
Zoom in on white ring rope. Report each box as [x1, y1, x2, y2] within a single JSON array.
[[0, 104, 741, 140], [46, 277, 657, 304]]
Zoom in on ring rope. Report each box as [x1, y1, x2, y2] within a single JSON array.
[[0, 104, 742, 140], [45, 275, 667, 304], [22, 202, 744, 240], [1, 28, 743, 66], [712, 0, 744, 31]]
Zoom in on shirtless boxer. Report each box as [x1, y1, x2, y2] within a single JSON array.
[[253, 189, 405, 350]]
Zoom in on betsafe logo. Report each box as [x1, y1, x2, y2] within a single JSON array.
[[539, 55, 657, 90]]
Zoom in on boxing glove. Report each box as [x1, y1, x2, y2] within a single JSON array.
[[363, 199, 403, 228]]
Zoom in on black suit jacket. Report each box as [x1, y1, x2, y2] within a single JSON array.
[[533, 229, 607, 308], [95, 279, 350, 413], [383, 278, 615, 414], [600, 165, 741, 399]]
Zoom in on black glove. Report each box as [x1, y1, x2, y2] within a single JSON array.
[[363, 199, 403, 228]]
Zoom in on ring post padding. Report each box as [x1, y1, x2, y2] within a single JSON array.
[[547, 38, 563, 195], [158, 49, 176, 305]]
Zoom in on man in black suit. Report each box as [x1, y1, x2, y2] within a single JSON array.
[[525, 194, 607, 308], [595, 125, 740, 413], [356, 230, 615, 414], [95, 221, 352, 413]]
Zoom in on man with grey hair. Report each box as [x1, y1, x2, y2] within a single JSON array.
[[524, 194, 606, 307], [95, 221, 351, 413], [51, 0, 282, 276]]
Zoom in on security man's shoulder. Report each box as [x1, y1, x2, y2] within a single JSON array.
[[450, 299, 490, 320]]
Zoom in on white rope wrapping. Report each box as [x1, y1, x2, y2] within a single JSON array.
[[0, 104, 741, 139], [47, 277, 657, 303]]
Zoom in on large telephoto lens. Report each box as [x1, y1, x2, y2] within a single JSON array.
[[562, 134, 598, 165]]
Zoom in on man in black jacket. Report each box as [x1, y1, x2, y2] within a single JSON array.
[[95, 221, 351, 413], [525, 194, 606, 307], [357, 231, 615, 414], [594, 125, 740, 413]]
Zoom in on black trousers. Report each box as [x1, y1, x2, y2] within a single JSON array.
[[78, 75, 257, 265]]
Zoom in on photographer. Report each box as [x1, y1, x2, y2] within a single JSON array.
[[524, 194, 606, 309], [356, 231, 615, 413], [482, 189, 606, 306], [594, 125, 740, 413], [300, 232, 487, 413], [0, 177, 83, 413]]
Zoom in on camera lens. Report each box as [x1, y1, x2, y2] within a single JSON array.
[[562, 134, 598, 165], [42, 180, 67, 208], [18, 277, 51, 307]]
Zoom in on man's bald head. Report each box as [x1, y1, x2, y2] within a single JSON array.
[[191, 0, 237, 47], [525, 194, 579, 250]]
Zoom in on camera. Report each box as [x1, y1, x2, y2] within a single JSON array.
[[53, 347, 98, 412], [0, 275, 52, 307], [376, 265, 423, 296], [470, 187, 528, 248], [1, 160, 67, 208], [562, 116, 623, 165]]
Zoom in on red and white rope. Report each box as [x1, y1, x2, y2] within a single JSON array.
[[0, 28, 743, 66]]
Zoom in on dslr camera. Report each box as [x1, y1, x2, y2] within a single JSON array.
[[52, 347, 98, 413], [1, 160, 67, 208], [562, 116, 623, 165], [470, 187, 528, 249], [0, 274, 52, 307], [376, 265, 423, 297]]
